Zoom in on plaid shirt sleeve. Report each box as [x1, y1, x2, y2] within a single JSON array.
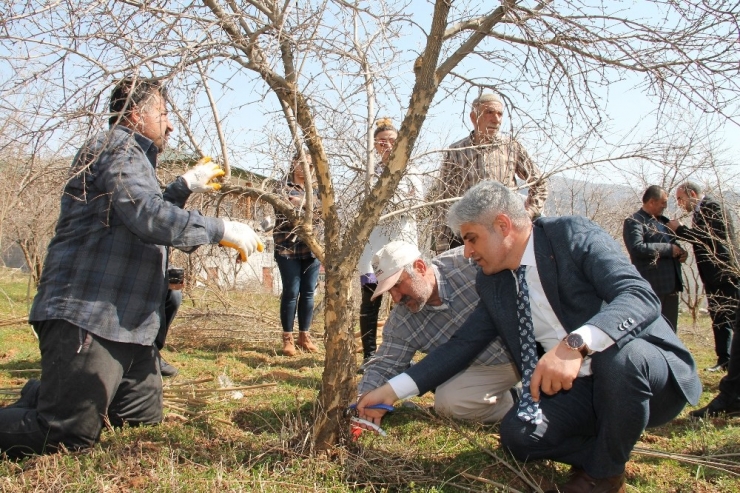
[[512, 139, 547, 217], [162, 176, 193, 208], [430, 137, 472, 252], [357, 307, 422, 395], [96, 138, 222, 248]]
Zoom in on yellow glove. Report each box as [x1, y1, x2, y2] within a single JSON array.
[[219, 220, 265, 262], [182, 157, 225, 192]]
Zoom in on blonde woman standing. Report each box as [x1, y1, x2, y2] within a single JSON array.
[[357, 119, 423, 368]]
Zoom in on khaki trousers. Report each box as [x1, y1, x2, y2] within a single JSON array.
[[434, 362, 519, 423]]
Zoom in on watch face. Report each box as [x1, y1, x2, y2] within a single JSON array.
[[566, 333, 584, 349]]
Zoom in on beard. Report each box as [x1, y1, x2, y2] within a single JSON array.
[[400, 272, 433, 313]]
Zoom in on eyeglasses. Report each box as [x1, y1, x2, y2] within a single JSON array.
[[375, 138, 396, 145]]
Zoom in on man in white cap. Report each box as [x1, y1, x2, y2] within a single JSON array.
[[357, 240, 519, 423], [430, 93, 547, 253]]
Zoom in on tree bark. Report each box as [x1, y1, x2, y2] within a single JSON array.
[[312, 264, 356, 450]]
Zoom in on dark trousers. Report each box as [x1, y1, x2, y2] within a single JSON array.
[[706, 282, 739, 362], [499, 338, 688, 479], [719, 305, 740, 399], [155, 289, 182, 350], [275, 255, 321, 332], [658, 292, 680, 333], [0, 320, 162, 458], [359, 283, 382, 359]]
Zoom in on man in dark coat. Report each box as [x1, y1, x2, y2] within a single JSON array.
[[669, 181, 740, 417], [669, 181, 740, 372], [623, 185, 686, 331]]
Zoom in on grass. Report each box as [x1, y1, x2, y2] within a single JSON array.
[[0, 267, 739, 491]]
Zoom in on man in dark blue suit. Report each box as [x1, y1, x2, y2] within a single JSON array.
[[623, 185, 686, 331], [358, 181, 701, 493]]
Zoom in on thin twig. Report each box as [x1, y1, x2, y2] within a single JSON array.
[[632, 446, 740, 476], [459, 471, 524, 493], [165, 382, 277, 394], [167, 377, 215, 387]]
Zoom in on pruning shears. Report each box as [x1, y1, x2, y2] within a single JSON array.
[[346, 403, 394, 437]]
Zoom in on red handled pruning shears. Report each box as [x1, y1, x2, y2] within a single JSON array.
[[346, 403, 394, 437]]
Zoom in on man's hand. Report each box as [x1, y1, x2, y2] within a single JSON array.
[[182, 157, 225, 193], [672, 244, 688, 263], [287, 193, 304, 208], [356, 384, 398, 427], [219, 220, 264, 262], [530, 341, 583, 402], [666, 219, 681, 232]]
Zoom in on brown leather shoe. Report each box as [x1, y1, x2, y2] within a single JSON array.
[[282, 332, 296, 356], [546, 468, 625, 493], [297, 331, 318, 352]]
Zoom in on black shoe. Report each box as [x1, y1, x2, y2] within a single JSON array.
[[160, 357, 179, 378], [706, 359, 730, 372], [689, 393, 740, 419]]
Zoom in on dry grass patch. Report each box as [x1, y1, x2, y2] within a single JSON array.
[[0, 281, 739, 491]]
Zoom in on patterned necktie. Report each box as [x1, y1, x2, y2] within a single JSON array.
[[515, 265, 543, 424]]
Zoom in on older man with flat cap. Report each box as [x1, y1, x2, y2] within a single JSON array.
[[430, 93, 547, 253]]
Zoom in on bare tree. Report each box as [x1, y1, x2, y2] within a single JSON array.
[[0, 0, 738, 451]]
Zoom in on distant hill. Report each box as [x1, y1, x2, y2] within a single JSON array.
[[544, 175, 635, 218]]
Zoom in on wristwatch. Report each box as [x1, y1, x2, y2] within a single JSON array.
[[563, 333, 589, 358]]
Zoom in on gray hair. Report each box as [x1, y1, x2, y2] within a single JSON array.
[[402, 255, 431, 276], [472, 93, 503, 109], [447, 181, 530, 234], [677, 181, 703, 196]]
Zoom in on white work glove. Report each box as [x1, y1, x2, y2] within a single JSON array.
[[219, 220, 264, 262], [182, 157, 225, 193]]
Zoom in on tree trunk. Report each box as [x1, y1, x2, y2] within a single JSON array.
[[312, 260, 357, 451]]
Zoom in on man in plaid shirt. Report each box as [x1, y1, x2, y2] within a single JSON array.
[[0, 77, 262, 457], [357, 241, 518, 423]]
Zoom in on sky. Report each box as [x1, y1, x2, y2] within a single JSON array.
[[2, 0, 738, 192], [174, 0, 740, 191]]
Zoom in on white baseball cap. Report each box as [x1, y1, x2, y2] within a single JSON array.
[[370, 241, 422, 300]]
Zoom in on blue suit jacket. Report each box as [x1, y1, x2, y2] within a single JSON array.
[[406, 216, 701, 405]]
